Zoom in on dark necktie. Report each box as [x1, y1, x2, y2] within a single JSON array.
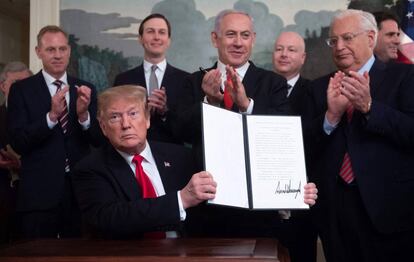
[[339, 105, 355, 183], [53, 80, 69, 134], [223, 73, 234, 110], [149, 65, 159, 96]]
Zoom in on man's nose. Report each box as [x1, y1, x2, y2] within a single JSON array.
[[120, 114, 131, 129]]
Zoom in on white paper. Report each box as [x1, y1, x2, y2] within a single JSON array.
[[202, 103, 249, 208], [246, 115, 308, 209]]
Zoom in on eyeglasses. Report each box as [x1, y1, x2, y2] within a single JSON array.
[[107, 110, 140, 123], [325, 31, 367, 47]]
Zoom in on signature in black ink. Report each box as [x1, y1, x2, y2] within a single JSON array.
[[274, 180, 302, 199]]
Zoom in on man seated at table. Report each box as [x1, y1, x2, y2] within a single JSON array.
[[72, 85, 217, 238]]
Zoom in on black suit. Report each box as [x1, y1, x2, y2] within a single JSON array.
[[177, 62, 291, 238], [7, 70, 100, 238], [274, 76, 317, 262], [72, 141, 194, 239], [176, 61, 290, 144], [114, 63, 189, 144], [307, 60, 414, 261]]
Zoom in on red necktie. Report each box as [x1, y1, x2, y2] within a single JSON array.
[[53, 80, 69, 134], [132, 154, 157, 198], [132, 155, 166, 238], [339, 105, 355, 183], [223, 73, 234, 110]]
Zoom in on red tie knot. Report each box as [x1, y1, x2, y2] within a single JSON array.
[[132, 154, 144, 165]]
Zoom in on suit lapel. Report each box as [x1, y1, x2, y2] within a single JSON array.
[[242, 62, 259, 99], [106, 145, 142, 200], [160, 64, 174, 89], [149, 142, 175, 192], [35, 71, 54, 114], [368, 60, 386, 99], [136, 65, 146, 88], [67, 76, 77, 124]]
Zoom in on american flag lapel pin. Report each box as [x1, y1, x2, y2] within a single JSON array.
[[164, 161, 171, 167]]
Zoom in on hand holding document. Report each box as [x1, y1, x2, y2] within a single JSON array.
[[202, 103, 309, 210]]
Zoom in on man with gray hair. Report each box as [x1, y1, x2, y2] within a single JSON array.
[[175, 9, 318, 241], [307, 9, 414, 261], [0, 61, 31, 243]]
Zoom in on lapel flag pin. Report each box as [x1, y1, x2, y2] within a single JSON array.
[[164, 161, 171, 167]]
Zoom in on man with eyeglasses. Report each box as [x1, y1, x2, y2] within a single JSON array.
[[307, 9, 414, 262], [72, 85, 217, 238]]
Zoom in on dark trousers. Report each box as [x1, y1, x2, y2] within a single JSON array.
[[277, 211, 318, 262], [0, 172, 17, 244], [323, 180, 412, 262], [16, 176, 81, 239]]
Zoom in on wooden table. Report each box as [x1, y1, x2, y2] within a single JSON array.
[[0, 238, 289, 262]]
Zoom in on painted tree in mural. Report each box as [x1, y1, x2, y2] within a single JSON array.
[[68, 34, 130, 91]]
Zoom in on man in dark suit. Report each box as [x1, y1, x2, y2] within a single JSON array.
[[72, 85, 217, 239], [114, 13, 189, 144], [307, 9, 414, 262], [7, 25, 100, 239], [0, 61, 32, 243], [272, 31, 317, 262], [176, 10, 318, 239]]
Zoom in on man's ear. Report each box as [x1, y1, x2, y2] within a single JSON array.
[[211, 32, 219, 48], [99, 119, 108, 137]]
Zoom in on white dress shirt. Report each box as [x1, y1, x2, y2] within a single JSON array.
[[143, 59, 167, 95], [117, 141, 186, 237]]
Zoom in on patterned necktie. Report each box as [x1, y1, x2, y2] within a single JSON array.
[[53, 80, 69, 134], [223, 73, 234, 110], [339, 105, 355, 183], [53, 80, 70, 173], [149, 65, 159, 96], [132, 154, 157, 198]]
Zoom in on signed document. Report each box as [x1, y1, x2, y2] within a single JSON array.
[[202, 103, 308, 210]]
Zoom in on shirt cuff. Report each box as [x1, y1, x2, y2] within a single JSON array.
[[177, 191, 187, 221], [78, 112, 91, 130], [323, 113, 338, 135], [241, 98, 254, 114], [46, 113, 58, 129], [278, 210, 291, 220]]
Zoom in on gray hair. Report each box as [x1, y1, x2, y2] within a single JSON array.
[[213, 9, 254, 36], [0, 61, 31, 83], [330, 9, 378, 45]]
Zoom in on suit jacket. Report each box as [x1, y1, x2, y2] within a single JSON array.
[[114, 63, 189, 144], [176, 62, 290, 238], [7, 70, 100, 212], [0, 104, 7, 149], [176, 61, 291, 145], [289, 76, 311, 116], [72, 141, 194, 239], [308, 60, 414, 234]]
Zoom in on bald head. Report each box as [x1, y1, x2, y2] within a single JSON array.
[[273, 31, 306, 80]]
